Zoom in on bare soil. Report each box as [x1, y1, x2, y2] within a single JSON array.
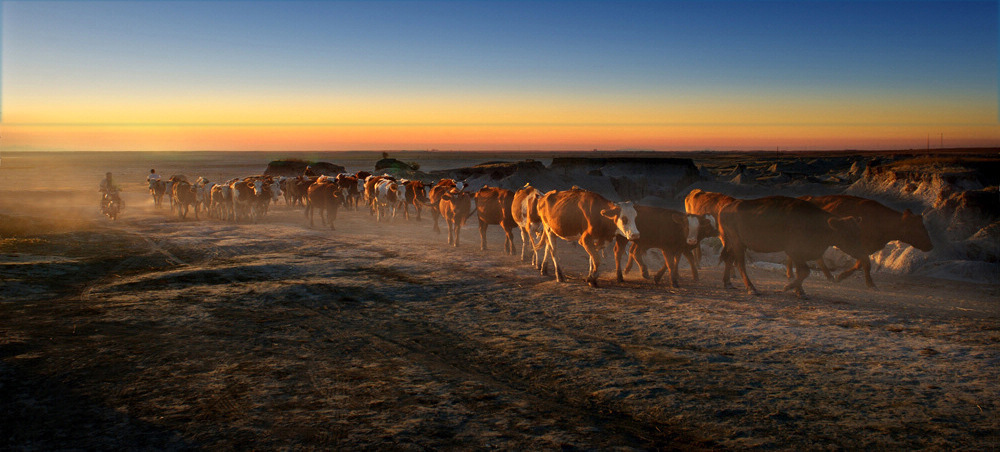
[[2, 197, 998, 450]]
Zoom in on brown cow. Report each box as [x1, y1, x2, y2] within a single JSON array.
[[426, 179, 465, 233], [475, 185, 517, 254], [614, 206, 717, 287], [683, 188, 737, 265], [170, 177, 198, 220], [402, 179, 430, 220], [438, 188, 474, 247], [790, 194, 934, 289], [719, 196, 862, 298], [536, 188, 640, 287], [305, 180, 344, 229], [335, 174, 361, 210], [512, 183, 545, 268]]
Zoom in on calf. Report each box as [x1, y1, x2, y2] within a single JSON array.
[[305, 180, 344, 229], [719, 196, 862, 298], [474, 186, 517, 254], [536, 188, 640, 288], [512, 183, 545, 268], [335, 174, 361, 210], [791, 194, 933, 289], [614, 206, 717, 287], [438, 188, 474, 247]]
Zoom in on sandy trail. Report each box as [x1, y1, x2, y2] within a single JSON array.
[[2, 198, 998, 450]]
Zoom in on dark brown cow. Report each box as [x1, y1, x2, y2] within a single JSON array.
[[335, 174, 361, 209], [170, 177, 198, 220], [149, 179, 167, 208], [614, 206, 717, 287], [438, 188, 474, 247], [475, 186, 517, 254], [305, 181, 344, 229], [683, 188, 737, 265], [512, 183, 544, 267], [790, 194, 934, 289], [719, 196, 862, 298], [536, 188, 640, 287]]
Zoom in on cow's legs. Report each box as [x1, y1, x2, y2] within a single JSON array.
[[453, 220, 462, 247], [579, 235, 601, 288], [479, 221, 489, 251], [817, 256, 836, 281], [504, 227, 515, 255], [613, 237, 627, 282], [728, 245, 758, 295], [683, 250, 699, 282], [783, 258, 810, 298], [835, 257, 877, 289]]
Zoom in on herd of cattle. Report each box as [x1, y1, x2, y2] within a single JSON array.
[[147, 171, 934, 298]]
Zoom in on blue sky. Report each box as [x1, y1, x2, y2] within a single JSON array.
[[2, 0, 997, 150]]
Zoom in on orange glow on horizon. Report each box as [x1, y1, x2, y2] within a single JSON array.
[[4, 122, 998, 152]]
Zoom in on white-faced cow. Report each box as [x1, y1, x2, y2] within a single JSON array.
[[719, 196, 862, 298], [613, 206, 717, 288], [536, 188, 640, 288]]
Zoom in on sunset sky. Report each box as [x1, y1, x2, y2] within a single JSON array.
[[2, 0, 997, 151]]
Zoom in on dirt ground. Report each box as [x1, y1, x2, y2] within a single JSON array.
[[2, 195, 998, 450]]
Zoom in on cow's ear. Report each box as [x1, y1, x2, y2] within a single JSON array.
[[600, 207, 621, 220], [672, 213, 686, 225]]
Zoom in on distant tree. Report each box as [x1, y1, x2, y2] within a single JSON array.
[[382, 152, 389, 159]]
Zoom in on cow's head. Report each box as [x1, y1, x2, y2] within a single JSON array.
[[671, 213, 703, 246], [901, 209, 933, 252], [698, 214, 719, 240], [603, 201, 640, 241], [828, 215, 863, 249], [456, 180, 467, 192], [251, 179, 264, 196], [269, 180, 282, 201]]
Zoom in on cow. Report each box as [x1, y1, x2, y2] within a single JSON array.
[[281, 176, 308, 207], [305, 180, 344, 229], [194, 177, 213, 213], [231, 178, 263, 223], [512, 183, 545, 268], [474, 185, 517, 254], [683, 188, 737, 266], [614, 206, 717, 287], [170, 177, 198, 220], [210, 182, 234, 220], [536, 188, 640, 288], [373, 178, 406, 222], [718, 196, 863, 298], [402, 179, 430, 220], [438, 188, 474, 247], [364, 175, 394, 215], [335, 173, 362, 209], [789, 194, 934, 289], [149, 179, 167, 208], [426, 179, 465, 233]]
